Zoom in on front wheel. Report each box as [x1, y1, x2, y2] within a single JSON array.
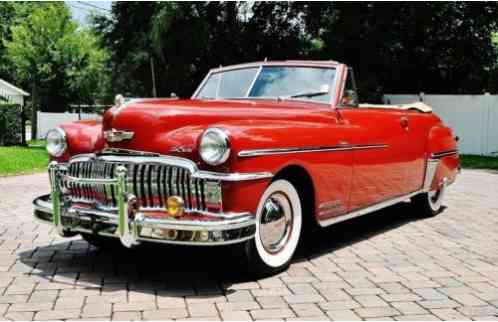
[[411, 179, 447, 217], [243, 179, 302, 276]]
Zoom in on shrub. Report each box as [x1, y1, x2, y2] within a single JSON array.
[[0, 104, 22, 146]]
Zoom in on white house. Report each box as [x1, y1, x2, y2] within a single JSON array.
[[0, 79, 29, 106]]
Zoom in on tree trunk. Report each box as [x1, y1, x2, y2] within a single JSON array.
[[21, 103, 26, 146]]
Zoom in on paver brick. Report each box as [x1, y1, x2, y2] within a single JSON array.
[[318, 300, 361, 311], [391, 301, 428, 315], [418, 299, 460, 309], [430, 308, 469, 320], [34, 309, 81, 321], [81, 303, 112, 318], [450, 293, 488, 306], [283, 294, 325, 304], [112, 311, 141, 321], [156, 296, 186, 309], [290, 303, 325, 317], [142, 308, 188, 320], [2, 311, 35, 321], [8, 302, 53, 312], [456, 305, 498, 317], [250, 308, 295, 319], [325, 309, 361, 321], [187, 303, 219, 317], [354, 307, 400, 318], [353, 295, 389, 307], [220, 310, 252, 321], [394, 314, 441, 321], [217, 301, 260, 312], [255, 296, 287, 309], [113, 301, 157, 312], [54, 296, 85, 310]]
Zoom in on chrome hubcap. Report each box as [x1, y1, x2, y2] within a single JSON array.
[[259, 192, 293, 254]]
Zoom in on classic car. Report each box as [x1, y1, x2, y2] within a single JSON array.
[[34, 60, 459, 274]]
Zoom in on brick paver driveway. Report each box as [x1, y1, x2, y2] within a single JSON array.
[[0, 170, 497, 321]]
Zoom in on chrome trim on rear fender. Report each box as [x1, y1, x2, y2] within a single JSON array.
[[423, 159, 440, 192], [431, 149, 458, 158]]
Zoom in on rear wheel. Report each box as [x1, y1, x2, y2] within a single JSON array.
[[411, 179, 447, 217], [243, 179, 302, 276]]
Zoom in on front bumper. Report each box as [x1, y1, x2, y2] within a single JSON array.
[[34, 155, 271, 247], [34, 194, 256, 246]]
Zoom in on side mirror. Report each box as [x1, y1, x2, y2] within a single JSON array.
[[341, 90, 357, 107]]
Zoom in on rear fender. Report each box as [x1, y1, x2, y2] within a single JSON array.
[[427, 124, 459, 189]]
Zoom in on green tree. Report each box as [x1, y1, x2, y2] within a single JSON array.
[[92, 2, 498, 101], [3, 2, 109, 138]]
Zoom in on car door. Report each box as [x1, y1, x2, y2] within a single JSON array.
[[337, 69, 415, 211]]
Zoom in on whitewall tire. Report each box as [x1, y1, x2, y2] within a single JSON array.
[[412, 178, 447, 217], [244, 179, 302, 275]]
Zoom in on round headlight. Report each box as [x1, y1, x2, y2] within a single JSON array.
[[46, 128, 67, 157], [199, 128, 230, 165]]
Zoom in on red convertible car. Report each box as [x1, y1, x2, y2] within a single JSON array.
[[34, 60, 459, 274]]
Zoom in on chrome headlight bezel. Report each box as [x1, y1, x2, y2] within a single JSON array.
[[199, 127, 231, 166], [46, 127, 67, 157]]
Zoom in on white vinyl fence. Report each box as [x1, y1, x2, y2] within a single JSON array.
[[383, 94, 498, 156], [37, 111, 101, 139]]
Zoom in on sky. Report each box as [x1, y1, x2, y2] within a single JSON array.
[[66, 1, 113, 25]]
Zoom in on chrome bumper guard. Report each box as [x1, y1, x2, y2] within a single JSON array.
[[34, 159, 269, 247]]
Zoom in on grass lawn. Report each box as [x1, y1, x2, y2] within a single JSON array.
[[0, 140, 48, 176], [460, 154, 498, 170]]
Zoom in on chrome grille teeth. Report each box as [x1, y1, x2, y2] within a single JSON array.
[[67, 161, 208, 212]]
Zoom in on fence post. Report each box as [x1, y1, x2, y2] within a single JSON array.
[[483, 92, 491, 156], [36, 110, 41, 140]]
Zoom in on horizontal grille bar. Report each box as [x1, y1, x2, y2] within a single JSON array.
[[67, 160, 209, 212]]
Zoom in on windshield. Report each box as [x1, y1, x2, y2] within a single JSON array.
[[195, 66, 336, 104]]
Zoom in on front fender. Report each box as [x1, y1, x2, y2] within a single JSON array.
[[55, 120, 105, 162]]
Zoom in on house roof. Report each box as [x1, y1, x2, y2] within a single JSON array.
[[0, 79, 29, 96]]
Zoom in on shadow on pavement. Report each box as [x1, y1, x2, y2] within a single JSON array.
[[18, 200, 436, 297]]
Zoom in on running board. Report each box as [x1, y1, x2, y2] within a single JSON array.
[[318, 190, 422, 227]]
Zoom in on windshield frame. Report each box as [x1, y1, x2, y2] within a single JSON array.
[[192, 62, 340, 106]]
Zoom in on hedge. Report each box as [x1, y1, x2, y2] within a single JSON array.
[[0, 104, 22, 146]]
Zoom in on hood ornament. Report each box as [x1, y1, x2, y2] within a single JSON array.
[[104, 128, 134, 142]]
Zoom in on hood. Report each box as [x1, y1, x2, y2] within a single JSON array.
[[103, 98, 334, 158]]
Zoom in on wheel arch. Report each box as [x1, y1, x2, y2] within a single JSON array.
[[272, 164, 318, 226]]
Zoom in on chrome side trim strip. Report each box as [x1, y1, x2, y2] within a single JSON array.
[[431, 149, 458, 158], [238, 144, 388, 158], [353, 144, 389, 151], [318, 190, 421, 227]]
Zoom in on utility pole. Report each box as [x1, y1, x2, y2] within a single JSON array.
[[150, 57, 157, 98]]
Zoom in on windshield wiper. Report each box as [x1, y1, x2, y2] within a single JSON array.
[[285, 90, 330, 99]]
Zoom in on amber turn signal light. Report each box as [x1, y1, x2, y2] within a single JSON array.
[[166, 196, 184, 217]]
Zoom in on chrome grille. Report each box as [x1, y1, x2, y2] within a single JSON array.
[[66, 160, 208, 211]]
